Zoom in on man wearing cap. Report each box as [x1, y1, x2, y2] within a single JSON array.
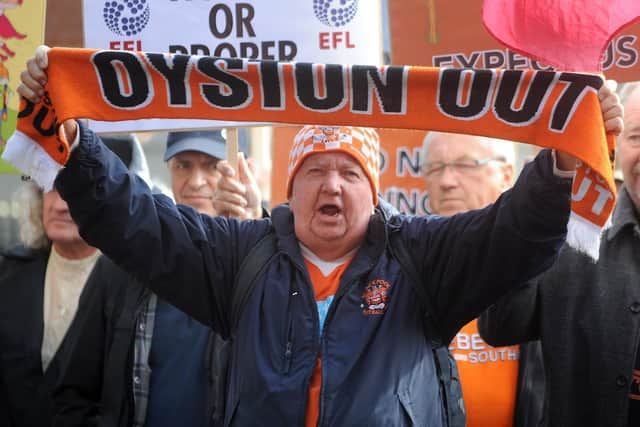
[[20, 52, 623, 426], [164, 130, 262, 219], [53, 130, 263, 427]]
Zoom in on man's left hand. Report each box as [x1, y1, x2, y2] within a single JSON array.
[[213, 153, 263, 220], [556, 79, 624, 171]]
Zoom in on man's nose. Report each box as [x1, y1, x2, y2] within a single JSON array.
[[437, 165, 460, 188], [321, 171, 341, 194], [187, 168, 208, 188]]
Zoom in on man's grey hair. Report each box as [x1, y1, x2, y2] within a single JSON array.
[[9, 133, 153, 251], [13, 180, 49, 250], [421, 131, 517, 167], [619, 81, 640, 106]]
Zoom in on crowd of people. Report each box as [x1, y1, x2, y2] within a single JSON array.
[[0, 42, 633, 427]]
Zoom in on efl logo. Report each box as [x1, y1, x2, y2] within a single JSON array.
[[314, 0, 358, 50], [103, 0, 150, 51]]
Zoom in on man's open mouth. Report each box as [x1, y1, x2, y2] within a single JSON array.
[[319, 204, 341, 216]]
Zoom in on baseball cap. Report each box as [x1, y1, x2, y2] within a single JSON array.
[[164, 130, 227, 161]]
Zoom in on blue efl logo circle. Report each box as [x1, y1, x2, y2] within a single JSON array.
[[313, 0, 358, 28], [103, 0, 150, 37]]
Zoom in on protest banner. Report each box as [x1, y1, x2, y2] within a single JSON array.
[[83, 0, 382, 133]]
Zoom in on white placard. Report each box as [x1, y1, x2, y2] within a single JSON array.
[[83, 0, 382, 133]]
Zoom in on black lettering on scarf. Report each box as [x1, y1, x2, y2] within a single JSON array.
[[17, 99, 34, 118], [351, 65, 406, 114], [20, 97, 57, 137], [294, 63, 346, 111], [494, 70, 556, 125], [145, 53, 192, 106], [550, 73, 603, 132], [197, 57, 251, 108], [32, 106, 57, 137], [437, 69, 495, 119], [92, 51, 152, 109], [258, 60, 284, 109]]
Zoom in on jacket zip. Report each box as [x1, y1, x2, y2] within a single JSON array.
[[288, 254, 323, 426], [282, 287, 298, 375], [316, 263, 376, 427]]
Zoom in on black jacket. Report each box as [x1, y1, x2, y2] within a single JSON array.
[[0, 246, 95, 427], [53, 255, 149, 427], [479, 188, 640, 427], [53, 254, 223, 427], [514, 341, 545, 427]]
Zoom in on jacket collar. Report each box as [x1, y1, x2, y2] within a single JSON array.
[[269, 203, 388, 270], [607, 186, 640, 241]]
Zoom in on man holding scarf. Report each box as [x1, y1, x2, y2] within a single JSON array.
[[16, 47, 622, 426]]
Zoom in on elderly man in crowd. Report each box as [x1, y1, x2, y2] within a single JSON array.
[[0, 134, 149, 427], [19, 47, 622, 426], [479, 84, 640, 427], [53, 129, 262, 427]]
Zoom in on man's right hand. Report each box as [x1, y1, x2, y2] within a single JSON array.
[[18, 45, 49, 104], [19, 45, 78, 142]]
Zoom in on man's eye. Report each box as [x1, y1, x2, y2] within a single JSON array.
[[627, 134, 640, 144], [423, 163, 445, 175], [453, 160, 477, 169]]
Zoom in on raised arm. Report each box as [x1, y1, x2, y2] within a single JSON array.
[[18, 46, 270, 333]]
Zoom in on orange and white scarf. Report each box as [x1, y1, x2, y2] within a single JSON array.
[[3, 47, 616, 259]]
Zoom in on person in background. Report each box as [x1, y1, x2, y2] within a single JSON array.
[[479, 84, 640, 427], [53, 129, 263, 427], [0, 134, 150, 427], [421, 131, 545, 427]]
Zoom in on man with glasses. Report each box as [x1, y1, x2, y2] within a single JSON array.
[[422, 131, 546, 427]]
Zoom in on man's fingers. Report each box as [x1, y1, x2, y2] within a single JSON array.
[[596, 80, 623, 135], [605, 117, 624, 136], [35, 45, 50, 69], [215, 191, 248, 208], [26, 57, 47, 86], [217, 175, 246, 195], [17, 82, 40, 103], [216, 159, 236, 178], [213, 200, 247, 218], [238, 153, 257, 186]]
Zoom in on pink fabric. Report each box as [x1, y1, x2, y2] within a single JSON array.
[[482, 0, 640, 72]]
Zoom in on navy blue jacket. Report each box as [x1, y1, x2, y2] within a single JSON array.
[[56, 125, 571, 427]]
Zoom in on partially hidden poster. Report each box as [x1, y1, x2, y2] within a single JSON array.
[[0, 0, 46, 173]]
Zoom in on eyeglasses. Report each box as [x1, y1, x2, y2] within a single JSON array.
[[422, 158, 504, 178]]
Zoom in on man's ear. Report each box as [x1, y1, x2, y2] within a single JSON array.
[[423, 177, 432, 194], [501, 163, 515, 190]]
